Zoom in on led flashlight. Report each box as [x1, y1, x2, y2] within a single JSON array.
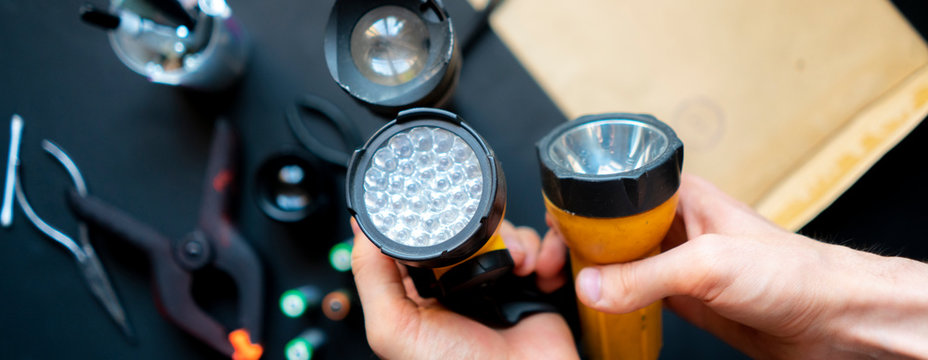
[[537, 113, 684, 360], [347, 108, 511, 301], [325, 0, 460, 113]]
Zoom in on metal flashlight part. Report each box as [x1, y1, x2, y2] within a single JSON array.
[[325, 0, 461, 113], [95, 0, 248, 90], [537, 113, 683, 360], [350, 5, 430, 86]]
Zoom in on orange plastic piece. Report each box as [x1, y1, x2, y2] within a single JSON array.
[[322, 290, 352, 321], [229, 329, 263, 360], [545, 193, 678, 360]]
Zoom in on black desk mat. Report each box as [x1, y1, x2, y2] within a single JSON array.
[[10, 0, 926, 359], [0, 1, 588, 358]]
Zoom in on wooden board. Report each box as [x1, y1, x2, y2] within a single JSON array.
[[474, 0, 928, 230]]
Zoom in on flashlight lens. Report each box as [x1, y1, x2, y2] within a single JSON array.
[[363, 127, 483, 247], [350, 6, 430, 86], [548, 120, 670, 175]]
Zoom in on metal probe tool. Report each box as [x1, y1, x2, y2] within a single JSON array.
[[1, 114, 23, 227]]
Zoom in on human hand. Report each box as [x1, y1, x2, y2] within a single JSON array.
[[558, 174, 928, 359], [350, 218, 576, 360]]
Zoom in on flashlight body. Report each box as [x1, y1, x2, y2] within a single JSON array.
[[545, 194, 678, 360], [432, 224, 506, 279], [108, 11, 248, 91]]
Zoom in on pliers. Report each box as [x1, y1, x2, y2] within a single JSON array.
[[67, 121, 264, 360]]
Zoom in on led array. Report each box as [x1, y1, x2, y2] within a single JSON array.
[[363, 126, 483, 246]]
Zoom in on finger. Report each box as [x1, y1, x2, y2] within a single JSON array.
[[677, 174, 780, 238], [500, 221, 541, 276], [536, 229, 568, 293], [574, 235, 734, 314], [513, 226, 541, 276], [350, 218, 417, 321]]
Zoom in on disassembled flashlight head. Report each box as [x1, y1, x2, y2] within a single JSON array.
[[325, 0, 460, 113], [347, 108, 505, 269]]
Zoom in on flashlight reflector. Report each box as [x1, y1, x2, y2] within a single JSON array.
[[350, 6, 429, 86], [538, 114, 683, 218], [547, 120, 670, 175]]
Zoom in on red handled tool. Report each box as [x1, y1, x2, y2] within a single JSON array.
[[67, 121, 264, 360]]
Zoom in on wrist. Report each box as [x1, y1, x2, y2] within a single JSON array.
[[826, 247, 928, 358]]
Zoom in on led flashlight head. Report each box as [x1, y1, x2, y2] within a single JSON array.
[[537, 113, 683, 218], [325, 0, 460, 113], [347, 108, 505, 268]]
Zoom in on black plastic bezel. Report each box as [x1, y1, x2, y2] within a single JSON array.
[[536, 113, 684, 218], [255, 150, 331, 223], [347, 108, 506, 268], [324, 0, 461, 113]]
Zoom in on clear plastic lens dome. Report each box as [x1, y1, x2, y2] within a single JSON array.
[[350, 6, 430, 86], [363, 127, 484, 247]]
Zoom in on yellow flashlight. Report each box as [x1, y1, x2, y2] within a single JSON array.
[[537, 113, 683, 360]]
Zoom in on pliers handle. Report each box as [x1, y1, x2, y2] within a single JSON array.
[[67, 121, 264, 359]]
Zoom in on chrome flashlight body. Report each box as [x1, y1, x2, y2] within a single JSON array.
[[108, 1, 248, 91]]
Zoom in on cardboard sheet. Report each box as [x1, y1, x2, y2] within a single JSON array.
[[474, 0, 928, 230]]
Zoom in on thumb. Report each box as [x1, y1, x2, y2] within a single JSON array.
[[575, 236, 729, 313]]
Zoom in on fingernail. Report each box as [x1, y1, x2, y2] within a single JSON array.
[[577, 268, 602, 303]]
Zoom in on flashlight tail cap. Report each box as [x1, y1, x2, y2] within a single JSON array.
[[347, 108, 506, 268], [537, 113, 683, 218]]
